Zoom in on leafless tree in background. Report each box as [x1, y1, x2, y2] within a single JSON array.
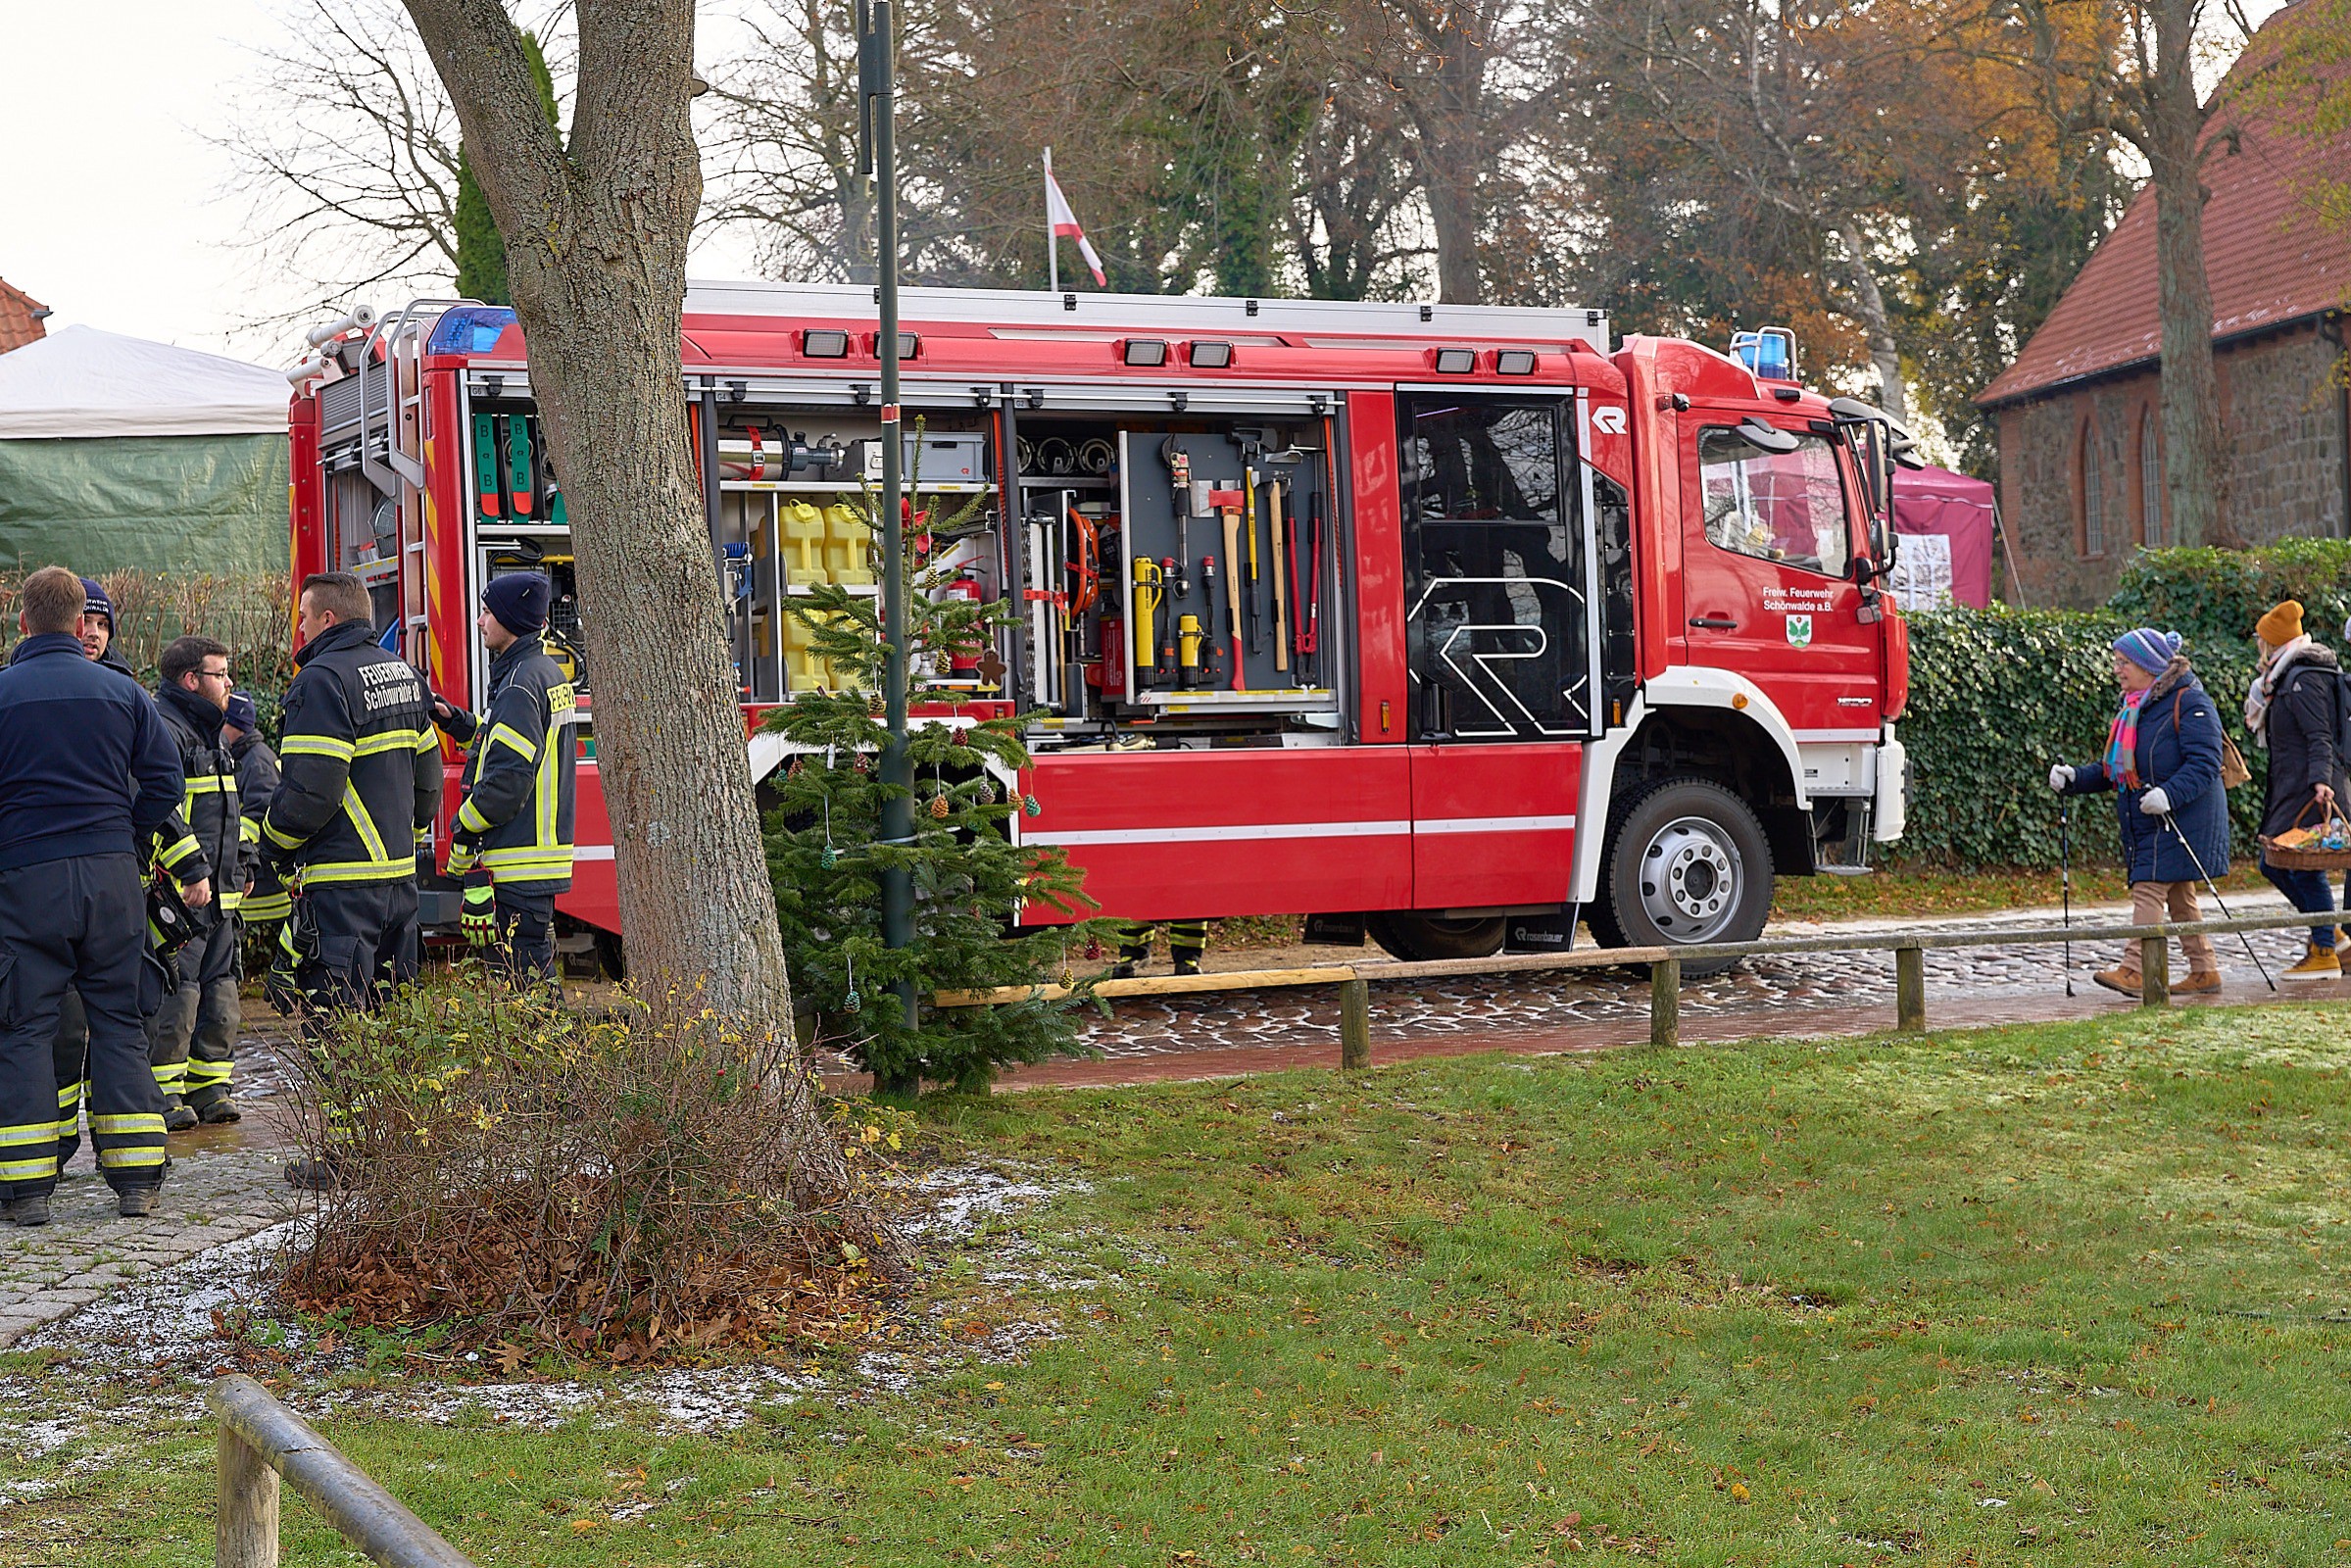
[[212, 0, 573, 331], [1999, 0, 2258, 545]]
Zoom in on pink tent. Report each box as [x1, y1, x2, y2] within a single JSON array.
[[1890, 465, 1998, 610]]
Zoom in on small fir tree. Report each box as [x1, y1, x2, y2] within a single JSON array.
[[760, 462, 1110, 1096]]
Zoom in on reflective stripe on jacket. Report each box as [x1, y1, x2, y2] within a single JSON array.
[[233, 735, 289, 920], [153, 684, 244, 910], [263, 619, 442, 885], [450, 633, 576, 892]]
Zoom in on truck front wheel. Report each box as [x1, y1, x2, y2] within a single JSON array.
[[1594, 778, 1773, 977], [1366, 912, 1508, 962]]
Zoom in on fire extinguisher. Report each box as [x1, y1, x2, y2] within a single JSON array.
[[945, 572, 983, 673]]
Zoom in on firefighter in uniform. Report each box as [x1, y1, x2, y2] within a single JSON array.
[[0, 566, 187, 1225], [1114, 919, 1209, 978], [146, 636, 246, 1127], [223, 692, 288, 931], [430, 573, 576, 991], [260, 571, 441, 1014]]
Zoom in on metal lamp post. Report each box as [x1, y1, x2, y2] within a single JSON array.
[[858, 0, 918, 1045]]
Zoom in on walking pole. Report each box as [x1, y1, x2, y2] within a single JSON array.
[[2060, 798, 2075, 998], [2162, 812, 2277, 991]]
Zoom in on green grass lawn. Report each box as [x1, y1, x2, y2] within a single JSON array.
[[11, 1003, 2351, 1565]]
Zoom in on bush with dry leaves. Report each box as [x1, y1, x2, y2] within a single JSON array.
[[281, 978, 902, 1360]]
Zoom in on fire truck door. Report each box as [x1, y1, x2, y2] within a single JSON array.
[[1396, 393, 1591, 908], [1677, 420, 1880, 736]]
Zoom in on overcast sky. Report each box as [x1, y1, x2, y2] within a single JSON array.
[[0, 2, 2288, 370], [0, 1, 763, 365]]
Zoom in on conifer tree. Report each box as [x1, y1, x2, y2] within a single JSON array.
[[760, 466, 1109, 1096], [454, 31, 558, 305]]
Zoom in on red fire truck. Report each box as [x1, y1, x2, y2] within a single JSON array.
[[286, 285, 1911, 974]]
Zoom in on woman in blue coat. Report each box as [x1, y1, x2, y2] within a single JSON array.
[[2049, 628, 2229, 996]]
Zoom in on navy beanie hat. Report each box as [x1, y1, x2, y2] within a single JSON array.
[[483, 572, 552, 635], [223, 692, 259, 732], [80, 577, 114, 629], [2113, 626, 2183, 676]]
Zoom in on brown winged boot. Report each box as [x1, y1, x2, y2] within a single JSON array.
[[2173, 969, 2222, 995], [2092, 965, 2142, 997]]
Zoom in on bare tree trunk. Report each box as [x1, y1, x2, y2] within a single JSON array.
[[1420, 145, 1485, 303], [2147, 124, 2228, 546], [1835, 219, 1907, 423], [399, 0, 796, 1033]]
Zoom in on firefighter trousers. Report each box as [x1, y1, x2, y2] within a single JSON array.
[[493, 886, 559, 994], [1118, 919, 1208, 976], [150, 916, 240, 1112], [0, 855, 167, 1200], [54, 955, 170, 1165], [292, 879, 419, 1014]]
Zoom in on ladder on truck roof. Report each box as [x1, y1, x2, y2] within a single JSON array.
[[682, 280, 1611, 354], [360, 299, 478, 671]]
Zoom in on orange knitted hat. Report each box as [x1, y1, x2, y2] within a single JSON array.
[[2257, 599, 2305, 647]]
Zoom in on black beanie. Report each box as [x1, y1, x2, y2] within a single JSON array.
[[483, 572, 552, 635]]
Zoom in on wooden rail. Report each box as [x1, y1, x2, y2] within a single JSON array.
[[209, 1375, 474, 1568], [939, 909, 2337, 1056]]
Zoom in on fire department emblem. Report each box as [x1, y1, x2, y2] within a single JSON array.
[[1786, 614, 1813, 649]]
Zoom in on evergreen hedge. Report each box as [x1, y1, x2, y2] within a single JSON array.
[[1897, 541, 2351, 870], [1896, 605, 2262, 869]]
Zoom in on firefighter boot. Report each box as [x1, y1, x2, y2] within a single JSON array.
[[1113, 920, 1152, 980], [1168, 918, 1209, 978], [4, 1194, 51, 1228]]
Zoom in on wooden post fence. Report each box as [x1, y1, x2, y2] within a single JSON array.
[[209, 1375, 473, 1568], [936, 909, 2325, 1069]]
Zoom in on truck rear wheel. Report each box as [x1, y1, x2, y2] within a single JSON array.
[[1594, 777, 1773, 977], [1366, 912, 1509, 962]]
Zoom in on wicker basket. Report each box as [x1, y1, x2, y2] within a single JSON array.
[[2259, 798, 2351, 870]]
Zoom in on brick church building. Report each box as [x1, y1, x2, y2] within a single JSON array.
[[1978, 16, 2350, 608]]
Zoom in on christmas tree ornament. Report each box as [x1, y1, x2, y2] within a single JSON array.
[[1084, 937, 1102, 960], [819, 793, 838, 869], [843, 953, 861, 1013], [975, 781, 997, 806], [1022, 794, 1043, 818], [930, 793, 952, 820]]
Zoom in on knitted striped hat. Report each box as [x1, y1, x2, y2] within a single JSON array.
[[2113, 627, 2182, 675]]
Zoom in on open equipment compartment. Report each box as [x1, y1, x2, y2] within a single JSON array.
[[1004, 405, 1345, 748], [700, 405, 998, 703], [463, 396, 590, 711]]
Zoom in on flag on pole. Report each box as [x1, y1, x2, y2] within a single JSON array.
[[1043, 148, 1107, 287]]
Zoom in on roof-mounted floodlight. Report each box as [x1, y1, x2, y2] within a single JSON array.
[[1123, 338, 1170, 367], [802, 328, 851, 358], [1187, 340, 1233, 368], [1432, 347, 1476, 374]]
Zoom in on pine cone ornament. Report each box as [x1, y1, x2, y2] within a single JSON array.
[[819, 845, 838, 869], [930, 794, 952, 819], [1021, 794, 1043, 818], [842, 988, 862, 1013], [975, 781, 997, 806]]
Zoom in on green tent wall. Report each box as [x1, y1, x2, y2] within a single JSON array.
[[0, 432, 288, 574]]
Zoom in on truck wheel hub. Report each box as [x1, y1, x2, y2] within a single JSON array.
[[1638, 817, 1741, 942]]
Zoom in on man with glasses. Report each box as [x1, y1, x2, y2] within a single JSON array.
[[145, 636, 245, 1128]]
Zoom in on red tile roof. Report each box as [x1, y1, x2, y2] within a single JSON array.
[[1979, 10, 2351, 408], [0, 277, 49, 357]]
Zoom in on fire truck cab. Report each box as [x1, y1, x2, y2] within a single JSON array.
[[288, 284, 1910, 974]]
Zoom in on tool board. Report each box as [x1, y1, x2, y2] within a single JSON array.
[[1114, 428, 1337, 710]]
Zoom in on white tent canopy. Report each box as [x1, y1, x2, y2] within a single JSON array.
[[0, 324, 288, 439]]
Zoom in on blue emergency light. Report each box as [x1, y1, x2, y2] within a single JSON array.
[[1729, 327, 1797, 382], [426, 306, 519, 356]]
